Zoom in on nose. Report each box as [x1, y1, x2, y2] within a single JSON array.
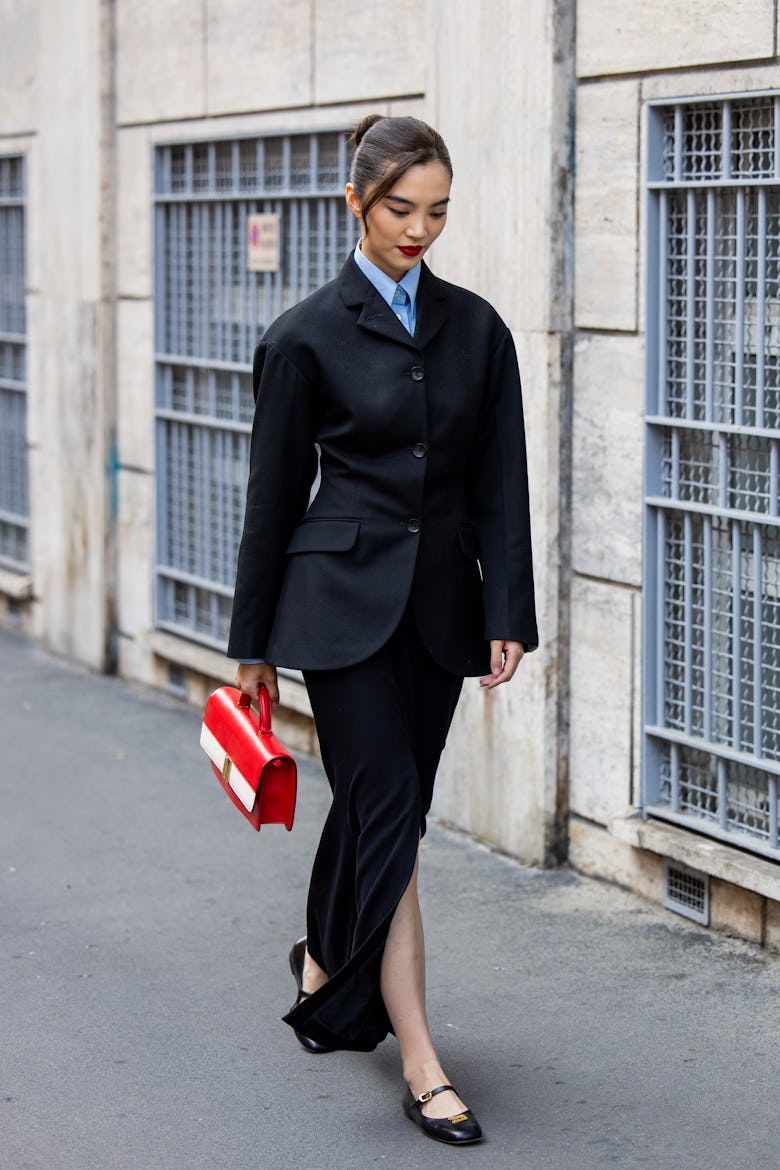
[[405, 216, 426, 240]]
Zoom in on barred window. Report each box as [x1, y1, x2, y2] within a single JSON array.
[[153, 132, 352, 648], [0, 156, 28, 573], [644, 94, 780, 859]]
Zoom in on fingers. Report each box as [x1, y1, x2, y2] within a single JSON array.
[[479, 640, 525, 689], [490, 640, 505, 676], [235, 662, 280, 707], [259, 664, 280, 707]]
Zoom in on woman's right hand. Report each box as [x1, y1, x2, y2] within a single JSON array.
[[235, 662, 280, 708]]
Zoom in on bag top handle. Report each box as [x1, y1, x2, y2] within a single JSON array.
[[237, 684, 272, 736]]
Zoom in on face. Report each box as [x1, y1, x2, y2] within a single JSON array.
[[346, 161, 451, 282]]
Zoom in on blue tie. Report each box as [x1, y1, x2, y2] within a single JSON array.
[[392, 285, 412, 335]]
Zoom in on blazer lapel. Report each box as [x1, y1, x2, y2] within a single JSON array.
[[414, 264, 449, 350], [338, 255, 417, 350], [337, 256, 450, 352], [356, 291, 419, 350]]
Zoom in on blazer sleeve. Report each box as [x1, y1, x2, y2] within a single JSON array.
[[226, 341, 319, 661], [466, 326, 538, 651]]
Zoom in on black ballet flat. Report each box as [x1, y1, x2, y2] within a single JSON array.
[[288, 937, 333, 1055], [402, 1084, 483, 1146]]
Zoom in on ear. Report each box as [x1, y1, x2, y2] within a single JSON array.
[[345, 183, 363, 221]]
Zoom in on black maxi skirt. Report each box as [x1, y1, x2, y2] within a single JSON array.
[[282, 605, 463, 1052]]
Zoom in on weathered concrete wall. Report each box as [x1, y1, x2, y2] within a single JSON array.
[[0, 1, 38, 635], [574, 81, 639, 332], [427, 0, 574, 864], [6, 0, 780, 893], [577, 0, 776, 76], [111, 0, 432, 696], [116, 0, 427, 126], [0, 0, 38, 134], [116, 0, 206, 124], [8, 0, 114, 668], [313, 0, 426, 105], [568, 2, 780, 911], [0, 0, 573, 865]]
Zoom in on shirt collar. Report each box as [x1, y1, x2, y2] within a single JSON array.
[[353, 241, 421, 307]]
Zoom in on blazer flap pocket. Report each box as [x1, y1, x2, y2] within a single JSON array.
[[286, 519, 361, 554], [457, 523, 480, 560]]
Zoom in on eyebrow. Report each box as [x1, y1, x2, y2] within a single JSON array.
[[383, 194, 451, 209]]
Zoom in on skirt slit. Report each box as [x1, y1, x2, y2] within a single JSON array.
[[282, 605, 463, 1052]]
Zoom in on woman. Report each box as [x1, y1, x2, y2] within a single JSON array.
[[228, 114, 537, 1147]]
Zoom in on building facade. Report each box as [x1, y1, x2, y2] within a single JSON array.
[[1, 0, 779, 946]]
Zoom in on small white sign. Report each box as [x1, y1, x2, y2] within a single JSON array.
[[247, 213, 280, 273]]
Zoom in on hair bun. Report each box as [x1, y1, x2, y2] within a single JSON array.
[[347, 116, 452, 221], [349, 114, 385, 149]]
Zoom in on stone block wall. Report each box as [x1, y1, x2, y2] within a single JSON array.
[[0, 0, 575, 867], [568, 1, 780, 939], [107, 0, 578, 867], [427, 0, 574, 863], [3, 0, 780, 913], [1, 0, 112, 668]]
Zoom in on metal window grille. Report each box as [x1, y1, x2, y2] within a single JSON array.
[[0, 156, 28, 573], [153, 131, 352, 648], [663, 860, 710, 925], [644, 94, 780, 860]]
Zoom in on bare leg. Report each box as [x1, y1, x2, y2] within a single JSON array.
[[380, 854, 467, 1120], [301, 950, 328, 995]]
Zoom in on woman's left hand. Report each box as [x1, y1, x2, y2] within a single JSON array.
[[479, 639, 525, 689]]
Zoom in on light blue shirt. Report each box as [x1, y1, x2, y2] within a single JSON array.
[[353, 242, 420, 337]]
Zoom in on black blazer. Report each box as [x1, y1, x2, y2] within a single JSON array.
[[227, 255, 537, 677]]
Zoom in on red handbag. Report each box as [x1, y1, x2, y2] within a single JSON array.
[[200, 685, 297, 831]]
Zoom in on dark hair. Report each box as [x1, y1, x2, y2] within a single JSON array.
[[348, 115, 453, 224]]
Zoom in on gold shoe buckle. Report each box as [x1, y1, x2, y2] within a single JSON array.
[[418, 1091, 433, 1103]]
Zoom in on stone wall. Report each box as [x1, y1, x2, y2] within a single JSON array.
[[0, 0, 572, 865], [567, 1, 780, 930], [1, 0, 114, 667], [3, 0, 780, 907], [427, 0, 574, 863]]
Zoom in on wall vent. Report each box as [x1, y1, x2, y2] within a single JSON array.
[[166, 661, 187, 697], [5, 596, 22, 627], [663, 859, 710, 926]]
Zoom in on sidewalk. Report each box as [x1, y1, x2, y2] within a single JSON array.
[[2, 626, 779, 1170]]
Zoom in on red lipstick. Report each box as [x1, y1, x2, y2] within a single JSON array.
[[398, 246, 422, 257]]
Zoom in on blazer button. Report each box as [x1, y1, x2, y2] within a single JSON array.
[[410, 365, 425, 382], [412, 442, 428, 458], [407, 518, 422, 534]]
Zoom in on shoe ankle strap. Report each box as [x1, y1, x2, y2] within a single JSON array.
[[413, 1084, 456, 1108]]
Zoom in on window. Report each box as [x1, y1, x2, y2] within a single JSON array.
[[644, 94, 780, 859], [153, 131, 352, 648], [0, 156, 27, 573]]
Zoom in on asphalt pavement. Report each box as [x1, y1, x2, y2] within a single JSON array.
[[2, 626, 779, 1170]]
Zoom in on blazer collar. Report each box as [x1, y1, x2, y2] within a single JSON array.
[[337, 255, 449, 351]]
